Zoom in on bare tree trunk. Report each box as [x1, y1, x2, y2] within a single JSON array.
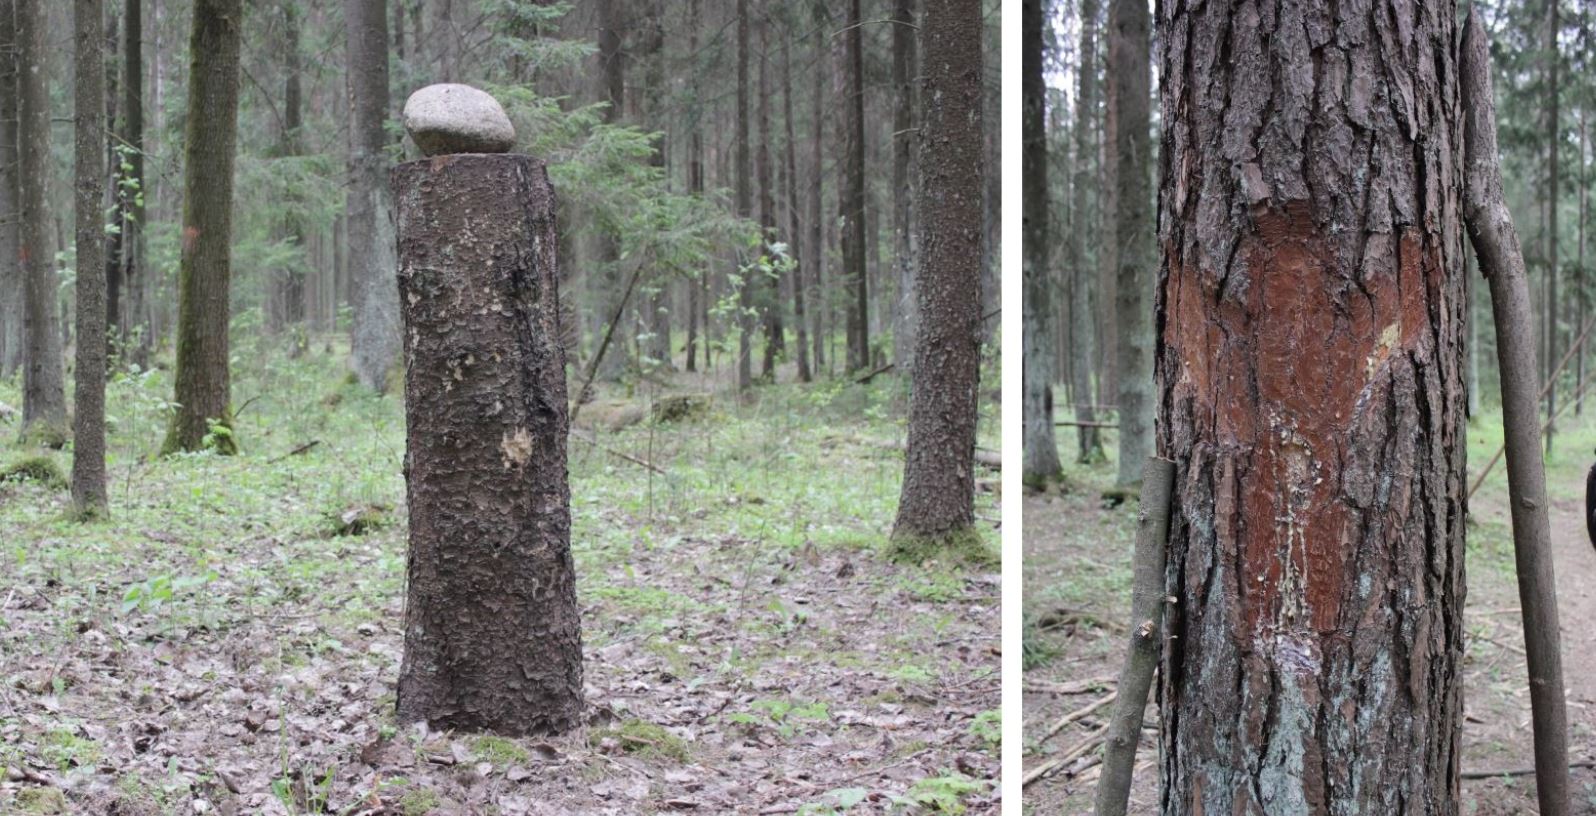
[[347, 0, 398, 392], [735, 0, 753, 390], [1109, 0, 1151, 487], [683, 0, 703, 374], [162, 0, 242, 454], [890, 0, 917, 374], [393, 153, 583, 737], [892, 0, 982, 551], [1545, 0, 1561, 451], [270, 2, 305, 335], [809, 0, 827, 375], [1156, 0, 1467, 810], [783, 28, 811, 383], [842, 0, 868, 372], [17, 0, 67, 443], [0, 0, 21, 378], [72, 0, 108, 516], [1022, 0, 1063, 487], [1461, 12, 1570, 813], [758, 6, 780, 381]]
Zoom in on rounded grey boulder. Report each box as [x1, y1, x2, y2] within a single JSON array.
[[402, 84, 517, 156]]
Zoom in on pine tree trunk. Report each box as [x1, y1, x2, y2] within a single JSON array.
[[809, 0, 827, 374], [1069, 0, 1103, 463], [891, 0, 917, 374], [18, 0, 67, 442], [758, 7, 779, 381], [1156, 0, 1466, 809], [1545, 0, 1559, 449], [842, 0, 868, 372], [392, 153, 583, 736], [347, 0, 398, 391], [783, 29, 811, 383], [270, 3, 305, 334], [162, 0, 242, 454], [72, 0, 108, 515], [1109, 0, 1151, 486], [684, 0, 703, 374], [893, 0, 982, 548], [0, 0, 21, 379], [121, 0, 145, 365], [1021, 0, 1062, 486]]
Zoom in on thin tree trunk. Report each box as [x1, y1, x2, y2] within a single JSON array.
[[783, 28, 810, 383], [272, 2, 305, 333], [683, 0, 702, 374], [1109, 0, 1151, 487], [1545, 0, 1560, 451], [1462, 12, 1570, 813], [809, 0, 827, 375], [735, 0, 753, 390], [1070, 0, 1103, 463], [1156, 0, 1468, 809], [1022, 0, 1063, 487], [162, 0, 242, 454], [121, 0, 145, 365], [17, 0, 67, 443], [1578, 108, 1587, 416], [0, 0, 21, 378], [72, 0, 108, 516], [892, 0, 982, 550], [890, 0, 917, 375], [842, 0, 868, 372], [393, 153, 583, 736], [347, 0, 398, 391], [758, 7, 779, 381]]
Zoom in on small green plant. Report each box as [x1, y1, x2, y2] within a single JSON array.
[[968, 710, 1000, 751], [472, 735, 530, 766], [399, 786, 442, 816], [121, 571, 218, 614], [590, 719, 690, 763], [891, 773, 986, 814], [41, 728, 101, 772], [727, 698, 832, 740], [797, 787, 869, 815]]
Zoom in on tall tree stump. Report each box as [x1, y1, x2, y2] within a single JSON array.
[[392, 153, 583, 736]]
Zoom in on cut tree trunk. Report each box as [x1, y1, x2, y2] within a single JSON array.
[[1155, 0, 1468, 810], [392, 153, 583, 735]]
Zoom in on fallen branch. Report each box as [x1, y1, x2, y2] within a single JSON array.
[[1461, 12, 1570, 815], [1094, 457, 1176, 816], [571, 429, 667, 476], [1036, 692, 1115, 747], [1024, 675, 1116, 696], [854, 436, 1001, 470], [854, 362, 895, 384], [1056, 420, 1120, 429], [267, 440, 321, 463], [570, 256, 648, 429], [1023, 722, 1109, 787], [1461, 762, 1596, 780]]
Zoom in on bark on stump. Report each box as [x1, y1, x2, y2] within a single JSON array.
[[392, 153, 583, 736]]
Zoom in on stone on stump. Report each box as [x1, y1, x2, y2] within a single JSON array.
[[402, 83, 516, 156], [392, 151, 583, 735]]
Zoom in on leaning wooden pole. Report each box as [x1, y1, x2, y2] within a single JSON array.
[[392, 85, 583, 735], [1461, 11, 1570, 814], [1092, 457, 1173, 816]]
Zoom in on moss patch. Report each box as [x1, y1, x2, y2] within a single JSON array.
[[886, 525, 998, 568], [591, 718, 690, 763], [2, 456, 66, 490]]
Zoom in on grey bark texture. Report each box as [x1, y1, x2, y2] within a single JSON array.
[[72, 0, 108, 516], [17, 0, 67, 442], [162, 0, 242, 455], [1070, 0, 1103, 464], [735, 0, 753, 390], [842, 0, 868, 372], [1461, 11, 1570, 814], [1155, 0, 1468, 811], [347, 0, 400, 392], [1022, 0, 1063, 487], [121, 0, 147, 363], [891, 0, 918, 375], [892, 0, 982, 545], [783, 30, 811, 383], [1109, 0, 1151, 486], [1093, 456, 1173, 816], [0, 0, 21, 379], [392, 153, 583, 735]]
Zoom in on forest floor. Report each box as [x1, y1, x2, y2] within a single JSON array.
[[0, 337, 1001, 816], [1023, 408, 1596, 814]]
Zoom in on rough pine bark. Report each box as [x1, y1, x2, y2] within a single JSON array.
[[162, 0, 242, 454], [72, 0, 108, 516], [893, 0, 982, 547], [17, 0, 67, 442], [0, 0, 21, 379], [1022, 0, 1063, 486], [392, 153, 583, 735], [1155, 0, 1466, 811], [1109, 0, 1151, 486], [347, 0, 399, 392], [1070, 0, 1104, 463]]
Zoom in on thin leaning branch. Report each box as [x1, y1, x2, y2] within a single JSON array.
[[1460, 10, 1570, 816]]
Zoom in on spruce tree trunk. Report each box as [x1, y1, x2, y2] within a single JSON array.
[[809, 0, 827, 375], [1544, 0, 1559, 450], [18, 0, 67, 443], [163, 0, 242, 454], [0, 0, 21, 379], [272, 2, 305, 332], [1155, 0, 1466, 810], [842, 0, 868, 372], [758, 8, 779, 381], [1070, 0, 1103, 463], [72, 0, 108, 517], [891, 0, 918, 374], [684, 0, 702, 374], [1021, 0, 1063, 486], [122, 0, 146, 365], [347, 0, 399, 392], [893, 0, 982, 548], [1109, 0, 1152, 486], [392, 153, 583, 736]]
